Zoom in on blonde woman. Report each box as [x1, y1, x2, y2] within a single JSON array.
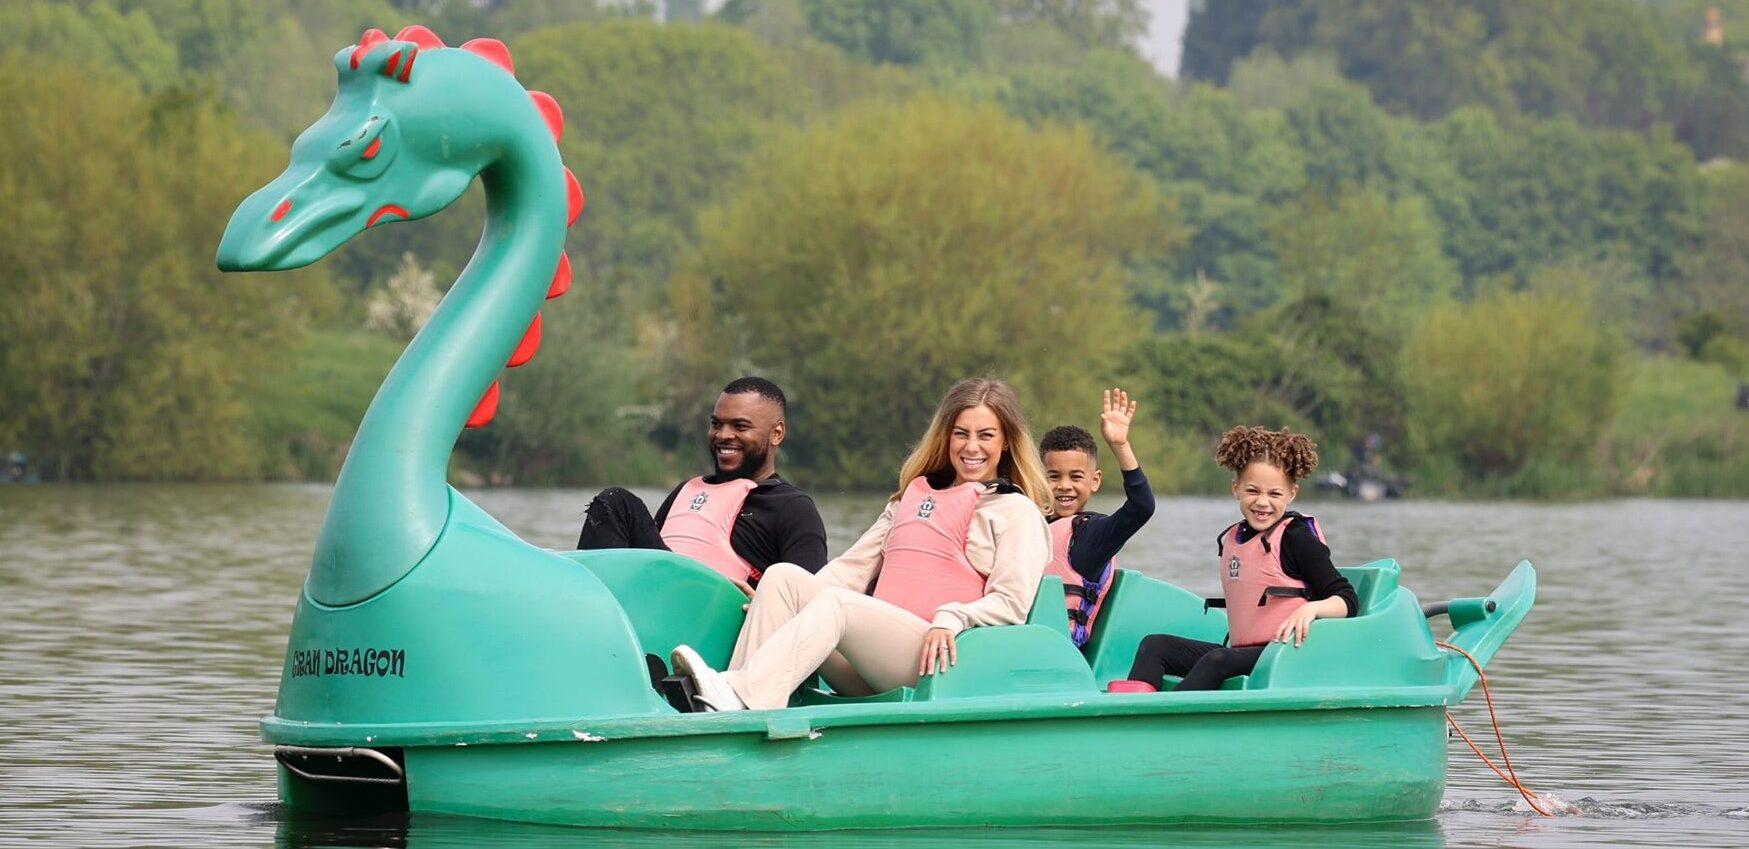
[[670, 377, 1052, 711]]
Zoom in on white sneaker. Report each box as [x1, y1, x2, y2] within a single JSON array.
[[670, 645, 746, 712]]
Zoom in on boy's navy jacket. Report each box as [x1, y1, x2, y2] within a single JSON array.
[[1063, 467, 1156, 580]]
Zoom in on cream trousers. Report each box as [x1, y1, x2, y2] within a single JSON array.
[[723, 563, 933, 710]]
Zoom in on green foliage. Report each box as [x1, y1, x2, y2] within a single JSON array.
[[388, 0, 613, 44], [992, 0, 1148, 50], [0, 56, 334, 480], [1400, 289, 1627, 494], [0, 1, 180, 89], [1190, 0, 1746, 158], [673, 96, 1176, 487], [1181, 0, 1283, 85], [466, 300, 676, 485], [514, 20, 892, 295], [1674, 162, 1749, 341], [115, 0, 411, 138], [477, 20, 910, 481], [800, 0, 994, 66], [5, 0, 1739, 496], [1267, 185, 1457, 324], [1601, 357, 1748, 497], [1120, 333, 1306, 437], [242, 329, 401, 479]]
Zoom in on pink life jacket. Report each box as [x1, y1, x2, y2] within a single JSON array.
[[1045, 514, 1115, 648], [1218, 515, 1323, 647], [871, 476, 989, 622], [659, 476, 759, 583]]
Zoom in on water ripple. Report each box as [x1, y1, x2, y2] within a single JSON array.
[[2, 485, 1746, 848]]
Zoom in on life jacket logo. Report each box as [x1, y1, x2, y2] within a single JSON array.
[[689, 492, 709, 512], [918, 497, 936, 520], [1228, 556, 1241, 579]]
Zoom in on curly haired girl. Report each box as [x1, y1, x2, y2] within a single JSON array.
[[1115, 426, 1357, 692]]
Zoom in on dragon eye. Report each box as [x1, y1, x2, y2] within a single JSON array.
[[332, 116, 396, 179]]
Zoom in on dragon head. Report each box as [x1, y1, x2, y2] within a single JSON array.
[[218, 27, 561, 272]]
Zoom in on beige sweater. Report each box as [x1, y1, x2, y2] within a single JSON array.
[[820, 490, 1050, 635]]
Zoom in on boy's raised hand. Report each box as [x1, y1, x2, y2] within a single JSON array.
[[1100, 388, 1136, 448], [1100, 387, 1140, 471]]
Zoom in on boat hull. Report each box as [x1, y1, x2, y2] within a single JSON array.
[[297, 705, 1447, 829]]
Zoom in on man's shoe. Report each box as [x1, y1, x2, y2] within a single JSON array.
[[670, 645, 747, 712]]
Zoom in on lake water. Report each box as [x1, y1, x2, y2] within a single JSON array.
[[1, 484, 1746, 848]]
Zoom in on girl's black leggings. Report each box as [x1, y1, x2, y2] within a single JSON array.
[[1126, 634, 1265, 691]]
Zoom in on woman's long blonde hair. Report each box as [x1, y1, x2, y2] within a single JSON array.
[[893, 378, 1050, 512]]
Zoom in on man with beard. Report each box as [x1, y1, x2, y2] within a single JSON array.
[[575, 377, 828, 589]]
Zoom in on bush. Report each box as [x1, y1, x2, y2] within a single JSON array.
[[1401, 289, 1626, 493], [671, 95, 1178, 488]]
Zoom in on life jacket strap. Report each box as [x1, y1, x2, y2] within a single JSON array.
[[1203, 598, 1227, 612], [1257, 586, 1308, 606], [1062, 584, 1099, 602]]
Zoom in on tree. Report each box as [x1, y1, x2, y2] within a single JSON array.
[[1400, 288, 1626, 489], [994, 0, 1149, 50], [0, 57, 333, 479], [1192, 0, 1742, 159], [0, 2, 180, 90], [365, 253, 440, 341], [800, 0, 994, 66], [1180, 0, 1287, 84], [1431, 111, 1706, 285], [1675, 162, 1749, 342], [1267, 185, 1457, 326], [515, 20, 895, 296], [670, 96, 1177, 487]]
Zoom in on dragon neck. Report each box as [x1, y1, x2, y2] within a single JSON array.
[[310, 134, 568, 606]]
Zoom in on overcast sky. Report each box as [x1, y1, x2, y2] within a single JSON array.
[[1139, 0, 1190, 78]]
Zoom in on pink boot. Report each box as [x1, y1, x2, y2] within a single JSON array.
[[1106, 679, 1158, 694]]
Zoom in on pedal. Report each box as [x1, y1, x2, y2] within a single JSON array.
[[658, 674, 698, 713]]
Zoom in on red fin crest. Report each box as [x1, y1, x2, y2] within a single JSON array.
[[528, 91, 563, 142], [395, 25, 446, 50], [466, 381, 500, 428], [564, 168, 584, 226], [462, 38, 515, 75], [547, 253, 572, 299], [509, 313, 542, 368], [352, 28, 388, 69]]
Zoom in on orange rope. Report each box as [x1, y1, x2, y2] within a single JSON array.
[[1436, 640, 1561, 817]]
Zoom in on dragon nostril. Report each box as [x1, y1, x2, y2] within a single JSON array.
[[271, 200, 292, 222]]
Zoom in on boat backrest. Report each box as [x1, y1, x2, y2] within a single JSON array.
[[913, 625, 1097, 700], [560, 548, 748, 670], [1337, 559, 1402, 615], [1080, 569, 1229, 686], [1243, 558, 1445, 690], [1026, 575, 1072, 640]]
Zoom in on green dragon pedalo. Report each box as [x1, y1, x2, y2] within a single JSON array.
[[218, 26, 1537, 830]]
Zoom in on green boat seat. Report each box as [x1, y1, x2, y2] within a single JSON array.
[[1082, 569, 1228, 686], [1026, 575, 1073, 639], [915, 624, 1097, 700], [1244, 559, 1445, 690], [799, 623, 1095, 706], [1338, 559, 1402, 615], [559, 548, 748, 670], [792, 685, 914, 706]]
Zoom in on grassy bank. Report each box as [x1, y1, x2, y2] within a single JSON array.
[[1600, 357, 1747, 497], [235, 336, 1744, 499]]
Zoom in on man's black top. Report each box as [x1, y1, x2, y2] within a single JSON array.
[[1227, 512, 1357, 616], [654, 474, 829, 573], [1057, 467, 1156, 583]]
